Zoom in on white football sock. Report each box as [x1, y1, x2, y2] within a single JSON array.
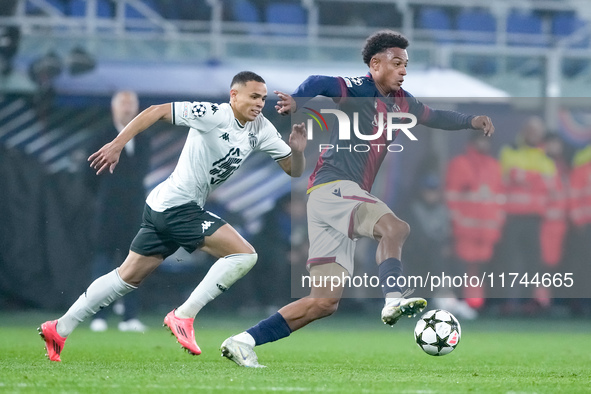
[[385, 291, 403, 301], [233, 331, 256, 348], [175, 253, 257, 319], [56, 269, 136, 337]]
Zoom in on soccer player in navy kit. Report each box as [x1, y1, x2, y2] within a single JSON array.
[[38, 71, 307, 362], [221, 31, 494, 367]]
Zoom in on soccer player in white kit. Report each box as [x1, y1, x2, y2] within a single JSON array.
[[38, 71, 307, 362]]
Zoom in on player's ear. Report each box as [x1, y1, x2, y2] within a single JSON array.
[[230, 88, 238, 100], [370, 56, 380, 71]]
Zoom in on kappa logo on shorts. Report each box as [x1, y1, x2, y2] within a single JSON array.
[[202, 221, 214, 232]]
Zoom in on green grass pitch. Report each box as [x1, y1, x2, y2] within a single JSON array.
[[0, 311, 589, 393]]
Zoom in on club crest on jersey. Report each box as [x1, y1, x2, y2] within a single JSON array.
[[248, 132, 258, 149], [192, 103, 207, 118], [374, 100, 401, 113]]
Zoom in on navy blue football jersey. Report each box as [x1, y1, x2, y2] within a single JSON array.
[[292, 74, 474, 192]]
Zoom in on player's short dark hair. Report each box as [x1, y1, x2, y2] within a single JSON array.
[[362, 30, 409, 66], [231, 71, 265, 87]]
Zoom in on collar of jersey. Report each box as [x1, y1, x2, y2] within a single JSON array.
[[229, 103, 247, 129], [234, 118, 246, 129], [366, 72, 393, 98]]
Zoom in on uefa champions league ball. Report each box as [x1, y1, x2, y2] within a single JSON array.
[[414, 309, 461, 356]]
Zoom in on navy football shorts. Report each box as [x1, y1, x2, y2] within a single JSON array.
[[130, 202, 226, 258]]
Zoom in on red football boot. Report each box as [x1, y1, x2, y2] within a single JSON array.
[[163, 310, 201, 355], [38, 320, 67, 362]]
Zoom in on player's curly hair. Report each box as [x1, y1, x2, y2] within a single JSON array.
[[231, 71, 265, 87], [362, 30, 409, 66]]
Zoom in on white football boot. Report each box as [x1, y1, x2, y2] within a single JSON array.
[[381, 289, 427, 326], [220, 337, 266, 368]]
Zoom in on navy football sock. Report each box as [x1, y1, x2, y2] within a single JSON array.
[[378, 258, 403, 298], [246, 312, 292, 346]]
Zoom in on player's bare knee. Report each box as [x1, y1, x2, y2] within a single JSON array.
[[396, 219, 411, 242], [375, 215, 410, 243], [314, 298, 340, 318], [118, 252, 163, 287]]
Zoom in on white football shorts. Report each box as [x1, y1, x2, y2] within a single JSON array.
[[306, 180, 393, 275]]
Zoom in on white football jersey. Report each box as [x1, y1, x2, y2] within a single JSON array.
[[146, 101, 292, 212]]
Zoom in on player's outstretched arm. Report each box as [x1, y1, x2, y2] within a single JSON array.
[[278, 122, 307, 177], [274, 90, 297, 116], [471, 115, 495, 137], [88, 103, 172, 175]]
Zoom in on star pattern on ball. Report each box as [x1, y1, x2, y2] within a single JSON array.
[[415, 310, 461, 356], [433, 334, 450, 354], [423, 315, 442, 331], [444, 316, 460, 332], [416, 331, 430, 347]]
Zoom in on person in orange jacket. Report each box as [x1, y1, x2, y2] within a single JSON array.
[[445, 133, 505, 311], [540, 134, 570, 269], [497, 116, 557, 314], [567, 145, 591, 316], [537, 134, 571, 308], [569, 145, 591, 230]]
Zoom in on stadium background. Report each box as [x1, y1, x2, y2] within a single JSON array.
[[1, 0, 590, 319]]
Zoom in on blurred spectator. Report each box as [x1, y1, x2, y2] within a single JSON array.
[[404, 173, 477, 320], [445, 133, 505, 312], [87, 91, 151, 332], [240, 193, 307, 313], [569, 144, 591, 229], [567, 145, 591, 316], [405, 174, 450, 274], [497, 116, 556, 314], [541, 134, 569, 269]]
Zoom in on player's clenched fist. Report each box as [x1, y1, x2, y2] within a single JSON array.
[[471, 115, 495, 137]]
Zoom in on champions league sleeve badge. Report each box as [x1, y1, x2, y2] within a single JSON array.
[[192, 103, 207, 118]]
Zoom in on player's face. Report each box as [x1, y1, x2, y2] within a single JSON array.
[[230, 81, 267, 124], [370, 47, 408, 95]]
